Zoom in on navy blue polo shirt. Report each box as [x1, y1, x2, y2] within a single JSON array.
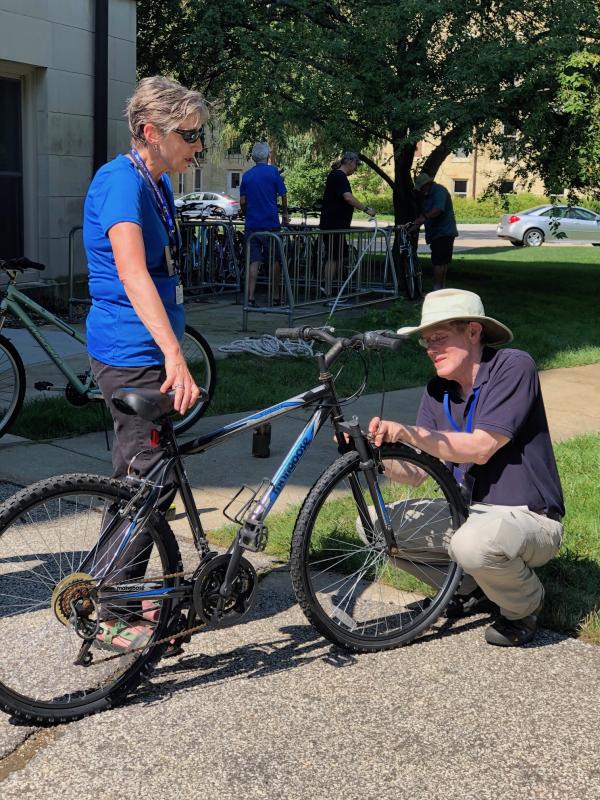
[[416, 347, 564, 517]]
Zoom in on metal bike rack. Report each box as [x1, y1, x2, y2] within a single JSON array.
[[241, 226, 399, 330]]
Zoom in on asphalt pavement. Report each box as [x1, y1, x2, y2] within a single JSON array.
[[1, 227, 599, 798]]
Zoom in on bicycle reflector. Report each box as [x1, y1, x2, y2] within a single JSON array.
[[150, 429, 160, 447]]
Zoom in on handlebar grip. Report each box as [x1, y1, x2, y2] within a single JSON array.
[[275, 327, 308, 341], [364, 330, 404, 352]]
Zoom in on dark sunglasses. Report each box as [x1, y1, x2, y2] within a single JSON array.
[[173, 126, 204, 144]]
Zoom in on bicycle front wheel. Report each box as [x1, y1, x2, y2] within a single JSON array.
[[403, 245, 422, 300], [290, 445, 465, 653], [172, 325, 217, 435], [0, 474, 181, 723], [0, 333, 26, 438]]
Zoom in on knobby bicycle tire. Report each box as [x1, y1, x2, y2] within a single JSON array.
[[172, 325, 217, 435], [403, 245, 422, 300], [290, 445, 465, 653], [0, 333, 26, 439], [0, 473, 182, 724]]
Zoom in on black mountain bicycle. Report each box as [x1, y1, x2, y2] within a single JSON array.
[[0, 326, 465, 723]]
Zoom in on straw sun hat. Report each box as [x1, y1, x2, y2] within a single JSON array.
[[397, 289, 513, 347]]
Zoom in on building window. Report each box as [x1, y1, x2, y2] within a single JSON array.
[[500, 180, 515, 194], [0, 78, 23, 259], [177, 174, 186, 194], [452, 148, 468, 161], [227, 138, 243, 156], [452, 179, 468, 197], [193, 168, 202, 191], [229, 171, 241, 190]]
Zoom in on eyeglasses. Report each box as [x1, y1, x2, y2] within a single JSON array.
[[173, 126, 204, 144], [418, 331, 453, 349]]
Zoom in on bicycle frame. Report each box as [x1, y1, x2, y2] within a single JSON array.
[[92, 376, 394, 608], [0, 282, 98, 396]]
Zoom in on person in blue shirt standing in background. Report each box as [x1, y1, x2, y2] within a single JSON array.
[[408, 172, 458, 290], [239, 142, 289, 307]]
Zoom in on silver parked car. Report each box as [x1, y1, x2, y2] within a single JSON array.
[[175, 191, 241, 219], [497, 204, 600, 247]]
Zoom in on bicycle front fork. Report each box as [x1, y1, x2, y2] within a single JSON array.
[[339, 416, 396, 550]]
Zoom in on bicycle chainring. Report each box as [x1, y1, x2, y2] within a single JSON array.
[[192, 554, 257, 627], [65, 374, 93, 406]]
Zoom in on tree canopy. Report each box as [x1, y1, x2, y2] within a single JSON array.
[[137, 0, 599, 221]]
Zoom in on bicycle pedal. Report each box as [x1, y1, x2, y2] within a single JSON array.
[[34, 381, 54, 391]]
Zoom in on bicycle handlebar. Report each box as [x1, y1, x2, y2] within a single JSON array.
[[274, 326, 405, 354]]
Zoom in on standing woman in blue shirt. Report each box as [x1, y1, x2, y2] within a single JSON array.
[[84, 76, 206, 478]]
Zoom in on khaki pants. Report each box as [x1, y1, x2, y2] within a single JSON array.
[[358, 501, 563, 620]]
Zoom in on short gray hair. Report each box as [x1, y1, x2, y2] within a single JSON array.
[[251, 142, 270, 162], [341, 151, 360, 165], [126, 76, 208, 146]]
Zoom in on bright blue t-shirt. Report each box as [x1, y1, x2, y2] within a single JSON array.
[[83, 154, 185, 366], [239, 163, 287, 230]]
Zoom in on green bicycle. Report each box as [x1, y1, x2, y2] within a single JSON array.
[[0, 256, 216, 438]]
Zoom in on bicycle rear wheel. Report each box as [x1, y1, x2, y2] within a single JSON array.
[[290, 445, 465, 653], [0, 474, 181, 723], [0, 333, 26, 438], [172, 325, 217, 435]]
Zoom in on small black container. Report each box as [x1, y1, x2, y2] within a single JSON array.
[[252, 422, 271, 458]]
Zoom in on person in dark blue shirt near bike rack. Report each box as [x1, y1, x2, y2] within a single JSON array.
[[83, 75, 206, 650], [368, 289, 564, 647], [407, 172, 458, 290], [239, 142, 289, 307]]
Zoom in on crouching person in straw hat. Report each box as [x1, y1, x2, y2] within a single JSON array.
[[369, 289, 564, 646]]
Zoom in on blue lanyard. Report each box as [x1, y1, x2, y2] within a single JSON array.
[[443, 386, 481, 434], [444, 386, 481, 494], [129, 148, 179, 258]]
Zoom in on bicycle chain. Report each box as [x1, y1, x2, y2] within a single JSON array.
[[89, 568, 200, 665]]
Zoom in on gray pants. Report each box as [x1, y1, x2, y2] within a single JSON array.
[[359, 501, 562, 620], [90, 357, 175, 584], [90, 357, 167, 478]]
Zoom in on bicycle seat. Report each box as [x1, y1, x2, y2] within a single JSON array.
[[111, 388, 174, 421], [1, 256, 46, 272]]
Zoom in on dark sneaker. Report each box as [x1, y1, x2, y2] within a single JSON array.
[[247, 299, 258, 308], [445, 587, 497, 619], [484, 605, 542, 647]]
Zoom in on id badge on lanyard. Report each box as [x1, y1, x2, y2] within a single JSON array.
[[444, 387, 481, 504], [130, 148, 182, 303]]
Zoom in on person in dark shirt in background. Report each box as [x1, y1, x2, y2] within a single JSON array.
[[408, 172, 458, 290], [319, 151, 375, 296], [368, 289, 564, 647]]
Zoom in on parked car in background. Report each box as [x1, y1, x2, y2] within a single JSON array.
[[497, 204, 600, 246], [175, 191, 241, 219]]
